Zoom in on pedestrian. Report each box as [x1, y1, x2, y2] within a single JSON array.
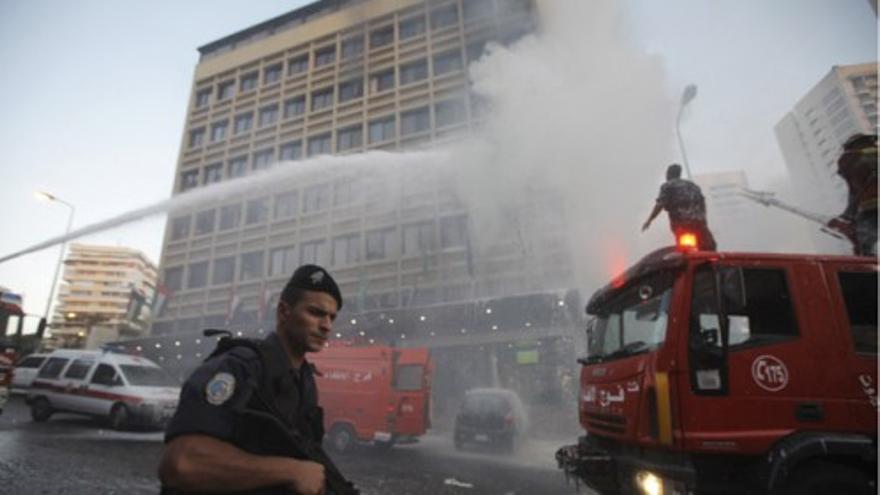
[[827, 133, 877, 256], [642, 163, 717, 251], [158, 264, 356, 495]]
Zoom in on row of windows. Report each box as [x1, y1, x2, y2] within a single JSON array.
[[180, 98, 468, 192], [164, 216, 468, 291], [192, 0, 532, 109], [187, 51, 467, 149]]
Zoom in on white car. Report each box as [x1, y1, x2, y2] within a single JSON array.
[[27, 349, 180, 430], [10, 353, 47, 394]]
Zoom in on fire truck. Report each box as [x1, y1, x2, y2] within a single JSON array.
[[0, 288, 48, 414], [557, 238, 877, 494], [311, 343, 433, 452]]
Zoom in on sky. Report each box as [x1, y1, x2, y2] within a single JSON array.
[[0, 0, 876, 322]]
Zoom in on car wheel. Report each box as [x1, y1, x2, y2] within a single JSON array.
[[328, 424, 356, 453], [108, 403, 129, 431], [30, 397, 53, 422]]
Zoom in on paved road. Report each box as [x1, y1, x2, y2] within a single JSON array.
[[0, 396, 588, 494]]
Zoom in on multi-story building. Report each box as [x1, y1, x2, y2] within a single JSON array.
[[774, 62, 878, 253], [51, 244, 157, 349], [126, 0, 581, 418]]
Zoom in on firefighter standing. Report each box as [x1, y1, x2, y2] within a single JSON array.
[[642, 163, 717, 251], [828, 133, 877, 256], [159, 265, 354, 495]]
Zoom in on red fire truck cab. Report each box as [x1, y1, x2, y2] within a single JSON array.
[[557, 247, 877, 494], [312, 344, 432, 452]]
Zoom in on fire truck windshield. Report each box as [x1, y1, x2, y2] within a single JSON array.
[[585, 272, 674, 363]]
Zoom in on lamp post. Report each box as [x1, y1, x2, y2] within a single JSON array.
[[676, 84, 698, 179], [35, 191, 76, 331]]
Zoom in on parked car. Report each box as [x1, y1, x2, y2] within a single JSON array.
[[26, 349, 180, 430], [10, 353, 47, 394], [453, 388, 529, 453]]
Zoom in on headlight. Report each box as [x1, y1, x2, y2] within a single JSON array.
[[636, 471, 663, 495]]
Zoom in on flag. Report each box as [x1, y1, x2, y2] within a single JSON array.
[[225, 284, 241, 325], [150, 283, 171, 320], [256, 283, 271, 322]]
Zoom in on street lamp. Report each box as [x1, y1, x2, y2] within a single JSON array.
[[35, 191, 76, 329], [676, 84, 698, 179]]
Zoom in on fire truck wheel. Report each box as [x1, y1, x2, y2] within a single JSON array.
[[108, 403, 129, 431], [785, 461, 872, 495], [329, 424, 356, 453], [30, 397, 53, 422]]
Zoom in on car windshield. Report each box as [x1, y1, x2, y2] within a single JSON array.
[[119, 365, 177, 387], [463, 394, 512, 415], [586, 271, 675, 363]]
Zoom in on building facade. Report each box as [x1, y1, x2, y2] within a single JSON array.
[[774, 62, 878, 253], [51, 244, 157, 349]]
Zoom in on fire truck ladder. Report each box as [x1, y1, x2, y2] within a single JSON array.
[[737, 187, 852, 242]]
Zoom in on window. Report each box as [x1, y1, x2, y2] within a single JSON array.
[[303, 184, 329, 213], [38, 357, 70, 379], [435, 98, 467, 127], [440, 215, 467, 248], [16, 356, 45, 369], [164, 266, 184, 292], [401, 106, 430, 136], [283, 96, 306, 118], [252, 149, 274, 171], [269, 245, 297, 277], [431, 4, 459, 30], [227, 156, 247, 178], [170, 216, 191, 241], [466, 39, 489, 62], [370, 26, 394, 48], [194, 209, 215, 236], [218, 80, 235, 100], [63, 358, 95, 380], [370, 69, 395, 93], [341, 36, 364, 60], [203, 163, 222, 185], [366, 228, 396, 260], [311, 88, 334, 111], [399, 16, 425, 40], [433, 50, 462, 75], [240, 71, 258, 92], [188, 128, 205, 148], [212, 256, 235, 285], [187, 261, 209, 289], [288, 55, 308, 75], [258, 104, 279, 127], [369, 116, 396, 143], [274, 191, 299, 219], [210, 120, 228, 142], [338, 78, 363, 103], [307, 133, 332, 157], [263, 63, 282, 84], [90, 364, 118, 386], [314, 46, 336, 67], [300, 240, 328, 265], [234, 112, 253, 135], [400, 59, 428, 85], [195, 88, 212, 108], [838, 271, 877, 354], [279, 141, 302, 161], [337, 126, 363, 151], [464, 0, 494, 19], [333, 177, 360, 206], [402, 221, 435, 254], [239, 251, 264, 281], [245, 197, 269, 224], [180, 170, 199, 192], [333, 234, 361, 266]]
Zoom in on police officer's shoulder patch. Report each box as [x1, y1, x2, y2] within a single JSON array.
[[205, 372, 236, 405]]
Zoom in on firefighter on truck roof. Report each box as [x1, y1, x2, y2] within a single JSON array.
[[828, 133, 877, 257], [641, 163, 718, 251], [159, 264, 357, 495]]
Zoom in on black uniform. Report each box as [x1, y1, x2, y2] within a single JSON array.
[[656, 178, 717, 251], [164, 331, 324, 494]]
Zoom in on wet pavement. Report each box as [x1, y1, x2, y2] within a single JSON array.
[[0, 395, 589, 494]]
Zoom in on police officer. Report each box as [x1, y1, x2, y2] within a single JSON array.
[[159, 264, 347, 495], [828, 133, 877, 256], [642, 163, 717, 251]]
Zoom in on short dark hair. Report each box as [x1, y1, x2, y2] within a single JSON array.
[[666, 164, 682, 180]]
